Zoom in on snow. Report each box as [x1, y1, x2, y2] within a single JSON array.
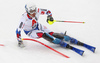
[[0, 0, 100, 63]]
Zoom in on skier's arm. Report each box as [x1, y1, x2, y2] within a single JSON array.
[[16, 14, 25, 42], [38, 8, 52, 16], [38, 8, 54, 23]]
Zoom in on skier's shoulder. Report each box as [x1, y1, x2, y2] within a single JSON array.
[[19, 12, 27, 22], [37, 8, 48, 13], [21, 12, 27, 17], [20, 12, 28, 20], [38, 8, 47, 11]]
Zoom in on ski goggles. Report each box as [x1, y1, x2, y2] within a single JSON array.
[[29, 8, 37, 14]]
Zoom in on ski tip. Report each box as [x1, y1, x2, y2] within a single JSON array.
[[72, 47, 84, 56], [89, 47, 96, 53], [81, 51, 84, 56], [92, 47, 96, 53], [79, 50, 84, 56], [83, 44, 96, 53]]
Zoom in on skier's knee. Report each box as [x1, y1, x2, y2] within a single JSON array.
[[52, 33, 64, 39], [64, 36, 70, 41], [49, 32, 54, 35], [52, 33, 70, 42], [42, 33, 54, 42], [42, 33, 62, 44], [42, 33, 68, 47]]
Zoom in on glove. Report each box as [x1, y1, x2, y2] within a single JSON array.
[[17, 38, 25, 48], [17, 36, 23, 42], [47, 15, 54, 23], [18, 41, 25, 48]]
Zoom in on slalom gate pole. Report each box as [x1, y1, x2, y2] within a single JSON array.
[[22, 38, 70, 58], [0, 44, 4, 46]]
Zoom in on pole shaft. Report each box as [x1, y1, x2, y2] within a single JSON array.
[[56, 20, 84, 23]]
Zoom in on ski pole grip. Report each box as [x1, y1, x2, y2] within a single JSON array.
[[48, 20, 56, 25]]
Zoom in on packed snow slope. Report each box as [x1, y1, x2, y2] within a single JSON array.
[[0, 0, 100, 63]]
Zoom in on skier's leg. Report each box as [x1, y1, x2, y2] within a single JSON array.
[[27, 31, 69, 48], [37, 23, 70, 47], [51, 32, 84, 46], [28, 30, 77, 49], [52, 33, 96, 52], [42, 33, 84, 55], [66, 35, 96, 52], [25, 27, 84, 55], [42, 33, 68, 48], [52, 33, 70, 41]]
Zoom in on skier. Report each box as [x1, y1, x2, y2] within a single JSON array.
[[16, 3, 95, 56]]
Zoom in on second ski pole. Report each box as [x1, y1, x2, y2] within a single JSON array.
[[48, 20, 85, 25]]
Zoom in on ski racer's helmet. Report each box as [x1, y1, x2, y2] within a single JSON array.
[[25, 3, 37, 14]]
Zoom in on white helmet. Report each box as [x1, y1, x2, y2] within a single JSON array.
[[25, 3, 37, 14]]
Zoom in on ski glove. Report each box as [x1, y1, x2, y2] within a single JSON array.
[[17, 38, 25, 48], [17, 37, 23, 42], [18, 41, 25, 48], [47, 15, 54, 23]]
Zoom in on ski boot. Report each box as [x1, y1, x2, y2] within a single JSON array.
[[64, 35, 96, 53], [52, 32, 96, 53]]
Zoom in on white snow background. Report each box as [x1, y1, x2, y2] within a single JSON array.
[[0, 0, 100, 63]]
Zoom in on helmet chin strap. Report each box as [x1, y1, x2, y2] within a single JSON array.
[[28, 14, 32, 17], [29, 13, 36, 18]]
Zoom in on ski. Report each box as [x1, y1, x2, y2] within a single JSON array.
[[83, 43, 96, 53], [77, 41, 96, 53], [72, 47, 84, 56], [67, 44, 84, 56], [61, 32, 96, 54]]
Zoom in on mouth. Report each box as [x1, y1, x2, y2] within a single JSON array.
[[30, 13, 36, 17]]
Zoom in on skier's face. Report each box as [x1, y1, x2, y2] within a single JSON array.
[[29, 9, 36, 18], [30, 13, 36, 18]]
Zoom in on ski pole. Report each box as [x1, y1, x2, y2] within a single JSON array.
[[48, 20, 85, 25], [22, 38, 70, 58]]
